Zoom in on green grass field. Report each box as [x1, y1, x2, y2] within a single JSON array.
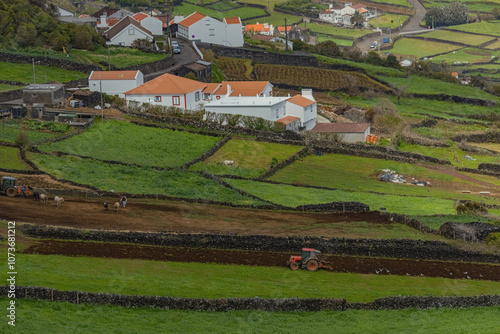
[[0, 120, 67, 144], [0, 61, 87, 84], [0, 83, 22, 92], [0, 146, 29, 170], [317, 55, 407, 78], [317, 34, 354, 46], [3, 298, 500, 334], [485, 39, 500, 49], [369, 14, 409, 29], [417, 30, 494, 46], [69, 47, 166, 69], [368, 0, 412, 6], [26, 153, 263, 205], [36, 120, 221, 168], [10, 254, 500, 302], [390, 38, 461, 58], [225, 178, 457, 215], [302, 22, 370, 39], [189, 139, 302, 178], [446, 21, 500, 37], [430, 48, 499, 64], [174, 2, 266, 20]]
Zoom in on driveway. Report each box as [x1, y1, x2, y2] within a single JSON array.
[[144, 38, 201, 81]]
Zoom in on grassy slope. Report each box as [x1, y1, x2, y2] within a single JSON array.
[[445, 20, 500, 37], [416, 30, 494, 46], [10, 254, 500, 302], [26, 153, 263, 205], [0, 120, 66, 144], [0, 61, 86, 84], [390, 38, 461, 58], [3, 299, 500, 334], [37, 120, 221, 168], [0, 146, 29, 170], [190, 139, 303, 178], [69, 47, 166, 69]]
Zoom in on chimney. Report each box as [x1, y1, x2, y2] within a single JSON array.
[[100, 14, 108, 27], [301, 88, 314, 101], [226, 84, 232, 97]]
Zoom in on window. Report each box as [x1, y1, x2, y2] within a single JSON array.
[[195, 92, 200, 101], [128, 28, 135, 35], [154, 96, 161, 102], [172, 96, 180, 105], [282, 106, 286, 115], [203, 93, 211, 101], [276, 109, 279, 118]]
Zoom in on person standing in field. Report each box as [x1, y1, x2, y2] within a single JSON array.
[[121, 195, 127, 208]]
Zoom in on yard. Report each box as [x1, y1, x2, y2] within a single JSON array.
[[389, 38, 461, 58]]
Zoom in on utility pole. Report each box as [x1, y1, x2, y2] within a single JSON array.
[[100, 81, 104, 119], [108, 45, 110, 71], [32, 58, 35, 84], [285, 18, 288, 52]]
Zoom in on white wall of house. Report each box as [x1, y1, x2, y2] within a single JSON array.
[[125, 89, 205, 110], [179, 16, 243, 47], [89, 73, 144, 98], [108, 24, 152, 46], [140, 16, 163, 36], [338, 130, 369, 143], [286, 102, 317, 130], [205, 97, 288, 121]]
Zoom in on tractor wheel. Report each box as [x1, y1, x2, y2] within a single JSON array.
[[6, 188, 16, 197], [306, 259, 319, 272], [289, 262, 299, 271]]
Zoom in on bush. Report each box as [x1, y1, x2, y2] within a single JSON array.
[[485, 232, 500, 247], [15, 131, 29, 146], [456, 201, 488, 215]]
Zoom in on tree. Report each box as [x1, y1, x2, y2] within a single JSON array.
[[425, 1, 468, 28], [16, 22, 37, 47], [314, 40, 341, 57], [351, 11, 365, 27], [385, 54, 400, 69]]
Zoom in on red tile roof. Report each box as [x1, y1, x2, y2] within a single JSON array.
[[245, 24, 271, 32], [132, 12, 149, 22], [351, 4, 366, 10], [125, 73, 207, 95], [179, 12, 206, 28], [277, 26, 292, 32], [89, 71, 140, 80], [105, 16, 152, 40], [277, 116, 300, 125], [214, 81, 270, 97], [287, 94, 315, 107], [224, 17, 241, 25], [311, 123, 370, 133], [202, 83, 220, 94]]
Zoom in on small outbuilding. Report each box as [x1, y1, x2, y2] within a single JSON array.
[[311, 123, 371, 143], [22, 84, 65, 106]]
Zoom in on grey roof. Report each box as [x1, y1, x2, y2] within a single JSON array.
[[311, 123, 370, 133]]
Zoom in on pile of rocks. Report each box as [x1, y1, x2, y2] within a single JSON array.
[[378, 169, 406, 183]]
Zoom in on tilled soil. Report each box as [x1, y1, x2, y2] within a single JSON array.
[[24, 239, 500, 281]]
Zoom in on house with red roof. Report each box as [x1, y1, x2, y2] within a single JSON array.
[[132, 12, 163, 36], [286, 89, 317, 130], [244, 22, 274, 36], [177, 12, 243, 47], [88, 70, 144, 98], [124, 73, 208, 110]]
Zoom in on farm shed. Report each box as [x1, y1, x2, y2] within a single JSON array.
[[311, 123, 371, 143], [89, 71, 144, 98], [22, 84, 65, 106], [276, 116, 301, 132]]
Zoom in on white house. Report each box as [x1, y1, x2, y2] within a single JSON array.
[[285, 89, 317, 130], [132, 12, 163, 36], [311, 123, 371, 143], [244, 22, 274, 36], [88, 70, 144, 98], [209, 81, 273, 101], [205, 96, 289, 122], [124, 73, 207, 110], [104, 16, 154, 46], [177, 12, 244, 47]]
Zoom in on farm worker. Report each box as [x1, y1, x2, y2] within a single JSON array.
[[121, 195, 127, 208], [21, 185, 27, 198]]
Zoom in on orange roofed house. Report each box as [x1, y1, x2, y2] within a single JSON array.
[[244, 22, 274, 36], [88, 70, 144, 98], [177, 12, 243, 47]]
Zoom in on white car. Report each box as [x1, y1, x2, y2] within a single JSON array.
[[370, 41, 378, 48]]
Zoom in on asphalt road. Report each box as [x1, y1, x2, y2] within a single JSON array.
[[355, 0, 429, 53], [144, 38, 200, 81]]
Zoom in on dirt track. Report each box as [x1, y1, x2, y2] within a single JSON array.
[[0, 195, 391, 237], [24, 239, 500, 281]]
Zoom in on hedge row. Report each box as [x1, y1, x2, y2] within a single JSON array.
[[3, 286, 500, 311], [19, 224, 500, 263]]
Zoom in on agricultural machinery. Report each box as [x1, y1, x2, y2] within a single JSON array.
[[287, 248, 332, 272], [1, 176, 31, 197]]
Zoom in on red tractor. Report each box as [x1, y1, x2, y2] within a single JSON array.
[[287, 248, 332, 272]]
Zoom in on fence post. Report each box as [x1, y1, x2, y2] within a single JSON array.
[[77, 292, 79, 304]]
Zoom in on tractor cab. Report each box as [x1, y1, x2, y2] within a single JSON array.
[[287, 248, 329, 272], [1, 176, 18, 197]]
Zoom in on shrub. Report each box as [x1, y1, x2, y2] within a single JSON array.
[[485, 232, 500, 247], [456, 201, 488, 215], [15, 131, 29, 146]]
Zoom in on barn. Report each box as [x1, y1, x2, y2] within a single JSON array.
[[311, 123, 371, 143]]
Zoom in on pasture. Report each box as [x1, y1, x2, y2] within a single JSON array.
[[429, 48, 499, 64], [417, 30, 494, 46], [225, 178, 457, 215], [389, 38, 461, 58], [36, 120, 221, 168], [0, 83, 22, 92], [0, 61, 86, 85], [26, 153, 263, 205], [316, 35, 354, 46], [189, 139, 302, 178], [173, 2, 266, 21], [0, 146, 29, 170], [369, 13, 409, 29], [0, 119, 67, 144], [4, 299, 500, 334], [13, 254, 500, 302], [446, 21, 500, 38], [302, 22, 370, 39], [69, 47, 166, 69]]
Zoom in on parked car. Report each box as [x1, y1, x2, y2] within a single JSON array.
[[370, 41, 378, 48], [171, 41, 181, 54]]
